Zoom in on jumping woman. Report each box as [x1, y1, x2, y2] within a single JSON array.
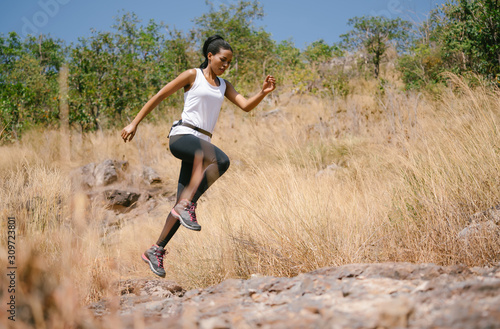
[[121, 35, 276, 277]]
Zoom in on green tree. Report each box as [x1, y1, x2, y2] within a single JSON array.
[[396, 10, 446, 90], [340, 16, 412, 78], [435, 0, 500, 77], [301, 39, 348, 96], [275, 39, 302, 68], [397, 43, 444, 90], [0, 32, 65, 141], [193, 0, 276, 91], [272, 39, 303, 85], [69, 12, 190, 131], [303, 39, 342, 66], [69, 31, 115, 131]]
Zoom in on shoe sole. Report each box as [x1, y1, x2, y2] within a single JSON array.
[[141, 253, 166, 278], [171, 209, 202, 231]]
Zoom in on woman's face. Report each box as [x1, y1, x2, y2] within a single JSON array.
[[208, 48, 233, 75]]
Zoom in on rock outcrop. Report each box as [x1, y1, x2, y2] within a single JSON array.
[[103, 189, 141, 209], [69, 159, 176, 238], [72, 159, 128, 189], [459, 204, 500, 241], [91, 262, 500, 329]]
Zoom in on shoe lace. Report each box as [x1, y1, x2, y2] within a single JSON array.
[[188, 202, 198, 223], [154, 248, 165, 268]]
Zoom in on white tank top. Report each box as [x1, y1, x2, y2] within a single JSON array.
[[169, 68, 226, 142]]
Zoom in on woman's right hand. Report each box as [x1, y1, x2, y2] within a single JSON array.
[[121, 123, 137, 143]]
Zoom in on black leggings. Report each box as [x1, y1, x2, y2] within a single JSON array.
[[169, 134, 230, 203], [157, 134, 230, 247]]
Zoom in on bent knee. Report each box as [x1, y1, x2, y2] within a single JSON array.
[[218, 156, 230, 174]]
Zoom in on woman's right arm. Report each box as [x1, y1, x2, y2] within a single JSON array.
[[121, 69, 196, 142]]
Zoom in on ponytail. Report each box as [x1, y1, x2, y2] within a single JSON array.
[[200, 35, 233, 69]]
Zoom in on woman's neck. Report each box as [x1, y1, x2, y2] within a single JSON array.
[[203, 67, 217, 79], [202, 67, 219, 86]]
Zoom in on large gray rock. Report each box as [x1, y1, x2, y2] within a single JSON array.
[[459, 204, 500, 241], [91, 262, 500, 329], [72, 159, 127, 189]]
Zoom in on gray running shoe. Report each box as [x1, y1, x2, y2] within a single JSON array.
[[142, 244, 166, 277], [171, 199, 201, 231]]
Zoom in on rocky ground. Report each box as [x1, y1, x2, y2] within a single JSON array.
[[90, 262, 500, 329], [73, 160, 500, 328]]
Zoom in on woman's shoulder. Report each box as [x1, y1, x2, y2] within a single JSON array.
[[182, 68, 199, 78], [175, 68, 198, 86]]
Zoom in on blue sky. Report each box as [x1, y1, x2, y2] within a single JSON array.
[[1, 0, 446, 48]]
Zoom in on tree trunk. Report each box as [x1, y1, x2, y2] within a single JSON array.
[[374, 51, 381, 79], [58, 64, 70, 163]]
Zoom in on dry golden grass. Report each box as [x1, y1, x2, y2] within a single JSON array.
[[1, 74, 499, 327]]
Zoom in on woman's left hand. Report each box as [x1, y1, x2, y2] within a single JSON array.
[[262, 75, 276, 94]]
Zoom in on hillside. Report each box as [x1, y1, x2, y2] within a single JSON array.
[[1, 74, 500, 328]]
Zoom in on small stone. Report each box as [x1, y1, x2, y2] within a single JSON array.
[[262, 108, 281, 117], [315, 163, 342, 177], [142, 166, 162, 185], [412, 281, 431, 293]]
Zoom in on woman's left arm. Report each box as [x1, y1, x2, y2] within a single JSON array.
[[225, 75, 276, 112]]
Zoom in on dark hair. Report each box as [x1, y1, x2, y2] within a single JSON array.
[[200, 35, 233, 69]]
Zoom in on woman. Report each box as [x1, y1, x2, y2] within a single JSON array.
[[121, 35, 276, 277]]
